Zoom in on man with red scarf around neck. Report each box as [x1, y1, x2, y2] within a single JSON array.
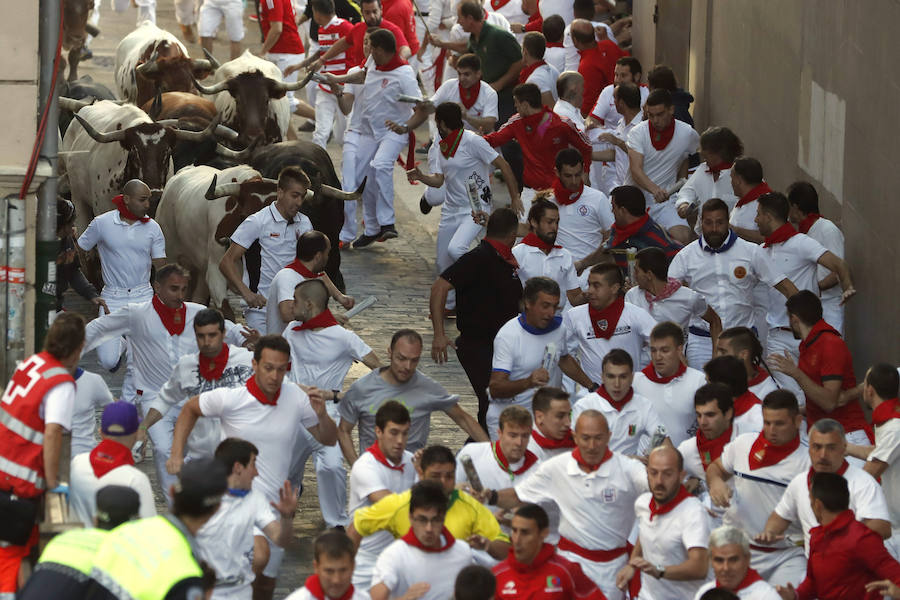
[[370, 481, 475, 600], [694, 526, 781, 600], [285, 531, 370, 600], [675, 126, 742, 228], [729, 157, 770, 244], [715, 327, 780, 404], [492, 503, 606, 600], [519, 32, 559, 108], [486, 411, 650, 600], [776, 473, 900, 600], [526, 386, 574, 462], [704, 355, 765, 436], [705, 391, 810, 587], [615, 447, 711, 599]]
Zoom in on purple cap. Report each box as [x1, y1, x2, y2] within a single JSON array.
[[101, 402, 139, 436]]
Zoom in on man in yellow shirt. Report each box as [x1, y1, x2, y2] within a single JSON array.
[[348, 445, 510, 559]]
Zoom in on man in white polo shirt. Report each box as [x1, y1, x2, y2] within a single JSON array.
[[667, 198, 799, 369], [694, 527, 781, 600], [553, 71, 586, 131], [716, 327, 780, 401], [704, 355, 765, 435], [674, 126, 742, 230], [527, 387, 575, 461], [489, 277, 566, 437], [615, 446, 710, 599], [587, 57, 647, 130], [705, 390, 810, 587], [625, 88, 698, 244], [487, 410, 649, 600], [573, 349, 669, 456], [167, 335, 337, 597], [219, 167, 314, 331], [347, 401, 416, 588], [757, 418, 890, 554], [633, 322, 707, 446], [519, 32, 559, 106], [729, 157, 770, 244]]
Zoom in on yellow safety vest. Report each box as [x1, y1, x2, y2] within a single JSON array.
[[37, 527, 108, 576], [90, 516, 203, 600]]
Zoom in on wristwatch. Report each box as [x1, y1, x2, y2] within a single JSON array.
[[655, 565, 665, 579]]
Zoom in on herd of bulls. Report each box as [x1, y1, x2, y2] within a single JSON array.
[[58, 20, 360, 311]]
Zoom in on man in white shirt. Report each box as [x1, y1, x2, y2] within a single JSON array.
[[706, 391, 810, 586], [633, 321, 707, 445], [694, 526, 782, 600], [615, 446, 710, 599], [199, 438, 297, 600], [704, 355, 765, 435], [541, 15, 566, 73], [69, 368, 115, 456], [667, 198, 799, 369], [587, 56, 647, 129], [593, 82, 643, 193], [786, 181, 846, 333], [757, 419, 891, 554], [487, 410, 650, 600], [219, 167, 314, 331], [285, 531, 370, 600], [573, 349, 669, 456], [489, 277, 566, 437], [715, 327, 780, 401], [729, 157, 770, 244], [167, 335, 337, 595], [626, 88, 699, 244], [553, 71, 585, 130], [675, 126, 742, 233], [527, 386, 575, 461], [370, 481, 475, 600], [347, 401, 416, 588], [519, 32, 559, 106], [70, 402, 156, 528]]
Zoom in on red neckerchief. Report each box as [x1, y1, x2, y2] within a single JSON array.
[[588, 296, 625, 339], [508, 543, 555, 573], [304, 574, 355, 600], [608, 213, 650, 247], [246, 375, 279, 406], [519, 107, 550, 132], [718, 568, 763, 591], [490, 0, 512, 9], [697, 425, 732, 471], [292, 309, 340, 332], [797, 213, 822, 234], [531, 428, 575, 449], [520, 232, 560, 252], [597, 384, 633, 412], [366, 442, 405, 471], [748, 432, 801, 470], [799, 319, 842, 354], [286, 259, 324, 279], [641, 361, 686, 384], [762, 222, 799, 248], [748, 366, 769, 387], [643, 277, 682, 308], [401, 526, 455, 552], [735, 182, 771, 208], [552, 178, 583, 206], [198, 344, 230, 382], [649, 485, 691, 521], [733, 391, 761, 417], [807, 460, 849, 489], [648, 118, 675, 151], [89, 439, 135, 478], [111, 194, 150, 223], [493, 441, 538, 476], [483, 238, 519, 268], [375, 52, 408, 71], [518, 60, 546, 84], [439, 128, 464, 159], [572, 447, 613, 472], [152, 295, 186, 336], [873, 399, 900, 427], [458, 81, 480, 110], [705, 161, 733, 178]]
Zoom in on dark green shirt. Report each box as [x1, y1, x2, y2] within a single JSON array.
[[466, 23, 522, 93]]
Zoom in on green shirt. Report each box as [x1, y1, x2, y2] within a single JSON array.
[[466, 23, 522, 93]]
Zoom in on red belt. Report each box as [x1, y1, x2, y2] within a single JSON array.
[[558, 537, 628, 562], [749, 543, 780, 553]]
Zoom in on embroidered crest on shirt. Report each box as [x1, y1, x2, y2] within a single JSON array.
[[628, 424, 636, 436], [578, 205, 588, 216], [501, 581, 517, 595], [753, 448, 765, 463], [734, 266, 747, 279], [601, 487, 617, 503], [544, 576, 563, 593], [596, 319, 608, 331]]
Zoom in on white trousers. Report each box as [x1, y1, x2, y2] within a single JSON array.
[[340, 131, 362, 243], [437, 209, 485, 309], [243, 307, 267, 332], [751, 546, 806, 588], [686, 330, 713, 370], [357, 132, 408, 235], [288, 404, 348, 528], [313, 90, 346, 149], [267, 53, 305, 113], [137, 390, 179, 505], [822, 296, 844, 335], [557, 550, 626, 600], [174, 0, 200, 25], [198, 0, 245, 40], [648, 197, 688, 230]]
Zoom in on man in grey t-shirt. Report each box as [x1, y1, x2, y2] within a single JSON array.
[[337, 329, 489, 462]]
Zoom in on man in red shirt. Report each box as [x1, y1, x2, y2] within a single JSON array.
[[381, 0, 420, 57], [260, 0, 310, 117], [777, 472, 900, 600], [492, 503, 606, 600], [569, 19, 626, 118], [769, 290, 872, 449]]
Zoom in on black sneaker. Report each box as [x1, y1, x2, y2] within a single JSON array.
[[377, 225, 398, 241], [352, 233, 379, 248], [419, 196, 432, 214], [415, 140, 432, 155]]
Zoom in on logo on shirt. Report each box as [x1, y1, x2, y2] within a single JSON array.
[[381, 79, 389, 89], [595, 319, 609, 331], [544, 576, 563, 593], [586, 325, 632, 339], [753, 448, 766, 463], [627, 424, 636, 436], [552, 137, 561, 145], [501, 581, 518, 595], [601, 487, 617, 503], [578, 205, 588, 216], [733, 266, 747, 279], [269, 232, 281, 238]]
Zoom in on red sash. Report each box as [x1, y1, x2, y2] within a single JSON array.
[[459, 81, 480, 110], [484, 238, 519, 268], [286, 259, 324, 279], [520, 232, 560, 252], [493, 441, 538, 476], [246, 376, 279, 406], [597, 384, 633, 412], [806, 460, 849, 489], [608, 213, 649, 247], [572, 447, 612, 472], [735, 182, 771, 208], [718, 568, 763, 591], [797, 213, 822, 234], [733, 391, 761, 417], [439, 128, 464, 159], [375, 53, 408, 71], [401, 526, 455, 552], [518, 60, 546, 84], [873, 399, 900, 426], [697, 425, 732, 471], [531, 428, 575, 449], [304, 575, 355, 600]]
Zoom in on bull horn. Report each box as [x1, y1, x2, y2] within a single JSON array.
[[215, 143, 251, 160], [201, 47, 221, 70], [205, 174, 242, 200], [135, 51, 160, 76], [58, 96, 93, 112], [148, 89, 163, 119], [319, 183, 362, 202], [262, 177, 279, 186], [273, 76, 310, 92], [193, 77, 229, 95], [155, 119, 181, 128], [172, 114, 222, 142], [73, 113, 126, 143], [214, 124, 239, 142], [190, 58, 214, 72]]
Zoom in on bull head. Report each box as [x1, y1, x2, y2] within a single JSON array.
[[204, 174, 282, 246]]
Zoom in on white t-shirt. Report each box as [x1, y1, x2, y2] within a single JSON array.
[[573, 391, 667, 456], [730, 200, 761, 232], [526, 63, 561, 101], [774, 463, 890, 554], [750, 373, 779, 402], [613, 111, 643, 187], [349, 448, 416, 557], [694, 579, 782, 600], [624, 284, 709, 335], [545, 46, 566, 74], [675, 164, 739, 234], [590, 83, 649, 128], [433, 130, 499, 215], [626, 119, 699, 206], [372, 536, 474, 600], [69, 451, 156, 527], [491, 315, 565, 411], [634, 493, 711, 599], [265, 267, 317, 335], [553, 99, 585, 132], [77, 210, 166, 290], [870, 417, 900, 531], [760, 233, 827, 328], [41, 381, 76, 429], [455, 441, 538, 503], [526, 428, 574, 463], [284, 322, 371, 390], [632, 367, 706, 446], [734, 403, 765, 435], [561, 302, 656, 381], [431, 79, 499, 132], [358, 63, 420, 139], [199, 382, 319, 500], [70, 369, 115, 456], [553, 186, 614, 261], [512, 244, 580, 311], [805, 217, 844, 307], [487, 0, 528, 34]]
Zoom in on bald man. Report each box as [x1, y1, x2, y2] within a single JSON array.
[[569, 19, 626, 118], [616, 446, 711, 598], [77, 178, 167, 403], [485, 410, 649, 599]]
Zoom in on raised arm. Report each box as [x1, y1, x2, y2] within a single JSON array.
[[444, 403, 489, 442]]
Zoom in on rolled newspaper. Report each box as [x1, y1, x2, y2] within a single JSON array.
[[626, 247, 638, 282], [466, 177, 485, 224], [345, 295, 377, 319], [460, 455, 484, 492], [397, 94, 422, 103], [542, 342, 557, 371], [666, 178, 687, 197]]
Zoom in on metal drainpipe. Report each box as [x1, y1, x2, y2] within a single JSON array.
[[3, 196, 26, 380]]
